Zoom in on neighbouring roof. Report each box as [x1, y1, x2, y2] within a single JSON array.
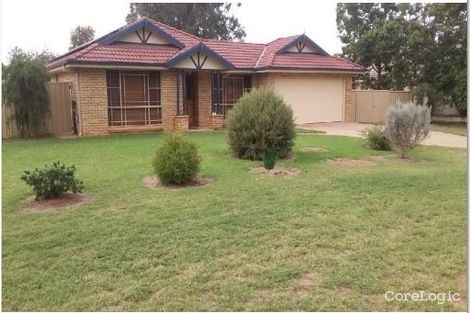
[[47, 17, 365, 72]]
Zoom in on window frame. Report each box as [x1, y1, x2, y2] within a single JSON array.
[[106, 70, 162, 127]]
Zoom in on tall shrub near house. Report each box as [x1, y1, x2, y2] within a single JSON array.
[[3, 48, 50, 137], [227, 89, 296, 161], [385, 98, 431, 158]]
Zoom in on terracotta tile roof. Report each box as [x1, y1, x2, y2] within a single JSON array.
[[47, 18, 365, 72], [203, 39, 265, 69], [269, 53, 365, 71], [73, 42, 179, 65]]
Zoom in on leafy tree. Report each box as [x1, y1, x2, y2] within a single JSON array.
[[423, 4, 467, 116], [126, 3, 246, 40], [69, 25, 95, 50], [337, 3, 467, 116], [3, 48, 50, 137], [33, 49, 57, 65]]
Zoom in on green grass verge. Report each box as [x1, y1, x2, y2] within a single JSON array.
[[2, 132, 467, 311]]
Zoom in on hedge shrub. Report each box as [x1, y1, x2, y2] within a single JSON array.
[[227, 89, 296, 160], [153, 133, 201, 185]]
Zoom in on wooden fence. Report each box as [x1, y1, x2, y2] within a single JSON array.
[[353, 90, 413, 124], [2, 82, 74, 138], [2, 104, 18, 138]]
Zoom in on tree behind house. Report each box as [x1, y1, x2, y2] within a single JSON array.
[[69, 25, 95, 50], [126, 3, 246, 40]]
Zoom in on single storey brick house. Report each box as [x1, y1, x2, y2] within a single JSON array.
[[47, 18, 365, 136]]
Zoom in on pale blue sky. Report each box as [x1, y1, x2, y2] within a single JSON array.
[[1, 0, 465, 63], [0, 0, 344, 63]]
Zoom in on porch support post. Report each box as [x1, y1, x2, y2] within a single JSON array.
[[176, 70, 183, 115], [211, 70, 222, 114]]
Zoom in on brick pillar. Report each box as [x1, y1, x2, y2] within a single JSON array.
[[174, 115, 189, 131], [196, 70, 212, 128], [161, 70, 178, 130], [253, 73, 274, 90], [343, 75, 354, 122], [210, 114, 224, 129], [78, 69, 108, 136]]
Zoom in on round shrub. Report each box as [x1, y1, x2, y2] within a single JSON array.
[[21, 161, 84, 200], [153, 133, 201, 185], [363, 125, 391, 151], [227, 89, 296, 160]]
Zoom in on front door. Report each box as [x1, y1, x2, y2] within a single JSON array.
[[183, 71, 198, 128]]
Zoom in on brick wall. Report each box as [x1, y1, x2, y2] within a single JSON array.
[[78, 69, 108, 136], [253, 73, 274, 89], [343, 75, 354, 122], [53, 68, 355, 136], [162, 70, 177, 130], [196, 71, 212, 128]]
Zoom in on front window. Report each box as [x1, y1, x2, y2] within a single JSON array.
[[212, 73, 251, 118], [106, 70, 162, 126]]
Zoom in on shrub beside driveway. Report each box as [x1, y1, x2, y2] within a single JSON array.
[[2, 132, 467, 311]]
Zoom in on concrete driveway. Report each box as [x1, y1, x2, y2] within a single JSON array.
[[299, 122, 467, 148]]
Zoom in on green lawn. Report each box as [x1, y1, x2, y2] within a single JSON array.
[[432, 123, 467, 136], [2, 131, 467, 311]]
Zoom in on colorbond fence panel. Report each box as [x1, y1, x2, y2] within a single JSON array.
[[353, 90, 412, 124]]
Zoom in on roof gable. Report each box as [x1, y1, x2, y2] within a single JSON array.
[[166, 43, 235, 69], [276, 34, 329, 56], [100, 18, 185, 49]]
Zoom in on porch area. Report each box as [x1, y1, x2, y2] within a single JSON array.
[[105, 69, 252, 133]]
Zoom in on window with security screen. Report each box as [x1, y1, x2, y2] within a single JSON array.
[[106, 70, 161, 126]]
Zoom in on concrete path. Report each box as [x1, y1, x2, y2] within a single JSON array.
[[298, 122, 467, 148]]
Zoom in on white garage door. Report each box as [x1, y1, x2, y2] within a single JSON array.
[[273, 76, 344, 124]]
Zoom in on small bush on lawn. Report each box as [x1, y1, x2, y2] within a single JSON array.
[[227, 89, 296, 160], [385, 98, 431, 158], [153, 133, 201, 185], [363, 125, 391, 151], [262, 150, 279, 170], [21, 161, 84, 200]]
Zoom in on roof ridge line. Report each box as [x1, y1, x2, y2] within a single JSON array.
[[202, 38, 265, 46], [265, 34, 301, 45], [254, 45, 268, 68]]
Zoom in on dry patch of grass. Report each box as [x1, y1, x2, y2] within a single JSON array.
[[19, 193, 93, 213], [327, 158, 375, 168], [251, 167, 301, 176], [142, 175, 213, 191], [301, 147, 328, 153]]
